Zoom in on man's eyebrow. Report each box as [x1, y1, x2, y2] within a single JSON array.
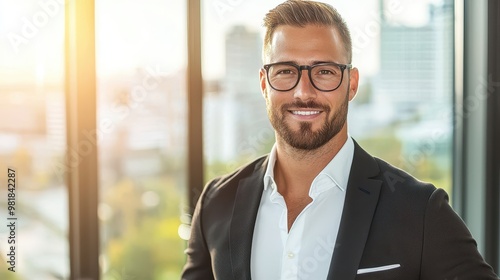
[[272, 60, 339, 65], [311, 60, 338, 64]]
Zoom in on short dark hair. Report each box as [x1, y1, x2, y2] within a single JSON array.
[[263, 0, 352, 63]]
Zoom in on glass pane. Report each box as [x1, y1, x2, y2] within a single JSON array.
[[202, 0, 453, 196], [95, 1, 187, 280], [349, 0, 454, 195], [0, 0, 68, 279], [202, 1, 279, 180]]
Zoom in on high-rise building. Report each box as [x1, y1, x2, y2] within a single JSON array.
[[370, 0, 454, 167], [374, 1, 454, 119], [205, 25, 273, 163], [97, 69, 187, 180]]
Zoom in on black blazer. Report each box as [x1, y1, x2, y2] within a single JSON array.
[[181, 141, 498, 279]]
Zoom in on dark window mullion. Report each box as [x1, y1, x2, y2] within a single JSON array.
[[486, 0, 500, 273], [65, 0, 100, 279], [187, 0, 204, 215]]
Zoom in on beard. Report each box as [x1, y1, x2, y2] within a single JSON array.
[[267, 93, 349, 151]]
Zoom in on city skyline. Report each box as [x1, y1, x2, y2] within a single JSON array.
[[0, 1, 456, 279], [0, 0, 444, 86]]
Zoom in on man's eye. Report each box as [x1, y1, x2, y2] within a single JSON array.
[[318, 69, 333, 75], [276, 69, 294, 75], [316, 68, 339, 75]]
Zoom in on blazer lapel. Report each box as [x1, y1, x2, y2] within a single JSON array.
[[229, 157, 267, 280], [327, 142, 382, 279]]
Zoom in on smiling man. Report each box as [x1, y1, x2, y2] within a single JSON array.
[[181, 1, 499, 279]]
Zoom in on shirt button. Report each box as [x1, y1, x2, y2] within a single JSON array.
[[287, 252, 295, 259]]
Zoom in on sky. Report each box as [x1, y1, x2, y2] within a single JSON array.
[[0, 0, 441, 86], [201, 0, 442, 79], [0, 0, 65, 85]]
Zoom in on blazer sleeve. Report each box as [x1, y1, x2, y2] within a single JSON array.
[[420, 188, 499, 279], [180, 181, 216, 280]]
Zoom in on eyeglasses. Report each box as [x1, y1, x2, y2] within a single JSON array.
[[263, 61, 352, 92]]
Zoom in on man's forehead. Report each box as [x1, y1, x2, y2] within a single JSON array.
[[267, 24, 346, 63], [271, 24, 339, 39]]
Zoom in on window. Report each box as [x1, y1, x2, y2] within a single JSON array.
[[95, 1, 187, 279], [1, 1, 497, 278], [201, 0, 454, 198], [202, 1, 278, 180], [0, 0, 68, 279]]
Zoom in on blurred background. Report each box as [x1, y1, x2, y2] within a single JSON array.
[[0, 0, 498, 279]]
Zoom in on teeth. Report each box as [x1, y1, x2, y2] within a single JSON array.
[[292, 111, 320, 116]]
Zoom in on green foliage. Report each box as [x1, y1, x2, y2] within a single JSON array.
[[357, 132, 452, 195], [357, 133, 403, 165], [102, 176, 185, 280], [205, 158, 250, 183], [205, 133, 275, 183], [0, 262, 20, 280]]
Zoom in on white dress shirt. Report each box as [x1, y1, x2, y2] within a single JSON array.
[[250, 137, 355, 280]]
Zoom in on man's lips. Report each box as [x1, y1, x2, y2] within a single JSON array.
[[286, 109, 324, 121], [282, 102, 329, 119], [289, 110, 322, 116]]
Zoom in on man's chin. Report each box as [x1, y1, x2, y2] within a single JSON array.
[[286, 120, 323, 132], [282, 131, 329, 150], [286, 139, 328, 151]]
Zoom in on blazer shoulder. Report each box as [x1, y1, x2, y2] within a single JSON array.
[[352, 140, 436, 195], [203, 155, 268, 201], [372, 156, 438, 203], [375, 157, 434, 185]]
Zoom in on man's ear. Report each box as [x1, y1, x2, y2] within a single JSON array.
[[348, 67, 359, 101], [260, 68, 268, 99]]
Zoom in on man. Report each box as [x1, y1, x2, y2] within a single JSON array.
[[181, 1, 499, 279]]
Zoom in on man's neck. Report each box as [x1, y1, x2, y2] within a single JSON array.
[[273, 132, 348, 197]]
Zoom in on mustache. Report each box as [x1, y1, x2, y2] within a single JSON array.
[[281, 100, 330, 111]]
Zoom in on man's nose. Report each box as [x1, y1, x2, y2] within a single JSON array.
[[293, 70, 317, 101]]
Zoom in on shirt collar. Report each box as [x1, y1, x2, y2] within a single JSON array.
[[263, 136, 355, 194], [263, 144, 278, 191]]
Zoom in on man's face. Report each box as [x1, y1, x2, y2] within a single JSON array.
[[260, 24, 359, 150]]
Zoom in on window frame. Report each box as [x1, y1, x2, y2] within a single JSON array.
[[62, 0, 500, 277], [65, 0, 99, 279], [453, 0, 499, 273]]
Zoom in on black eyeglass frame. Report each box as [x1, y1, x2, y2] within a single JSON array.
[[263, 61, 352, 92]]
